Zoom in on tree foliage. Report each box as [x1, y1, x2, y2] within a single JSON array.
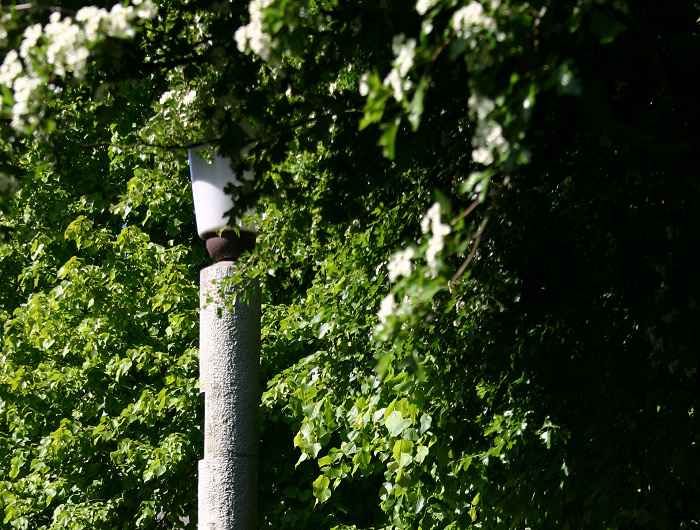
[[1, 1, 699, 529]]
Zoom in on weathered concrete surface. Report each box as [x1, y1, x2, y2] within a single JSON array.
[[199, 262, 261, 530]]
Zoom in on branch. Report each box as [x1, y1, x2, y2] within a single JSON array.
[[10, 3, 75, 14], [450, 215, 489, 284], [143, 54, 208, 72], [287, 108, 363, 130], [431, 30, 455, 64], [80, 137, 220, 152], [451, 198, 481, 225]]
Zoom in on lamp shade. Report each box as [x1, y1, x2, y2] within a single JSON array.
[[189, 148, 253, 239]]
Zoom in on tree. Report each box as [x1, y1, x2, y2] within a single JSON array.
[[1, 1, 699, 529]]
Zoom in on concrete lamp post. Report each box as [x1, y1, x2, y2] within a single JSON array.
[[189, 148, 260, 530]]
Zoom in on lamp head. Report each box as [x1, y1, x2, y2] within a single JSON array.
[[189, 148, 256, 262]]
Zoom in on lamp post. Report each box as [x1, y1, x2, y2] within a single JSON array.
[[189, 148, 260, 530]]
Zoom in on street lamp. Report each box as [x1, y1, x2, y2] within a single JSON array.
[[189, 148, 260, 530]]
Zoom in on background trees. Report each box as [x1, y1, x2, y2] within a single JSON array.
[[1, 1, 699, 529]]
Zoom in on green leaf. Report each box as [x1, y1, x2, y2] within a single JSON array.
[[385, 410, 412, 437], [378, 118, 401, 160], [393, 439, 414, 468], [313, 475, 331, 505], [414, 445, 429, 464]]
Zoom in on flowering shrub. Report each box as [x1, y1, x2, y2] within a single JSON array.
[[0, 1, 156, 132]]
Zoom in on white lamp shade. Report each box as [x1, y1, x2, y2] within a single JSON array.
[[189, 149, 253, 239]]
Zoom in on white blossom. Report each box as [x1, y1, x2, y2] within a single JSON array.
[[0, 50, 23, 87], [452, 1, 496, 38], [136, 0, 157, 19], [421, 202, 442, 234], [393, 36, 416, 78], [468, 92, 495, 121], [420, 202, 451, 276], [416, 0, 438, 16], [156, 86, 199, 127], [235, 0, 275, 61], [159, 90, 173, 105], [378, 294, 397, 324], [381, 35, 416, 101], [44, 13, 89, 78], [385, 68, 411, 101], [4, 1, 152, 132], [107, 4, 136, 38], [483, 122, 508, 151], [76, 6, 109, 42], [559, 70, 573, 88], [467, 88, 509, 166], [11, 75, 42, 130], [387, 247, 415, 282], [183, 89, 197, 106], [76, 1, 156, 40], [248, 23, 272, 60], [470, 120, 509, 166], [19, 24, 42, 64], [425, 236, 445, 274], [471, 146, 493, 166], [358, 72, 369, 97], [386, 68, 402, 101], [234, 26, 248, 53]]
